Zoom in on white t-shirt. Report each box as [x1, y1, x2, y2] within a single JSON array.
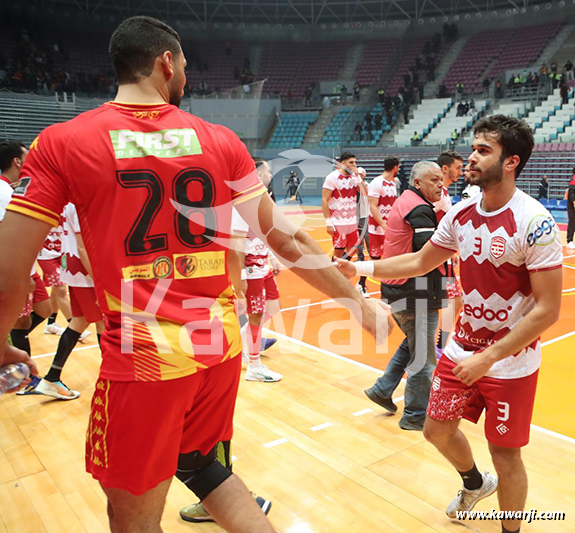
[[60, 203, 93, 287], [231, 207, 271, 280], [323, 170, 359, 226], [367, 175, 397, 235], [431, 189, 563, 379], [0, 177, 13, 222]]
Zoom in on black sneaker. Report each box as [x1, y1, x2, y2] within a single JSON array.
[[364, 387, 398, 413]]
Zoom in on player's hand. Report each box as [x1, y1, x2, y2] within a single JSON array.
[[334, 258, 357, 279], [452, 255, 460, 268], [326, 224, 335, 236], [356, 298, 394, 345], [235, 291, 247, 317], [452, 351, 492, 386], [0, 342, 38, 393], [271, 259, 281, 276], [240, 280, 248, 294]]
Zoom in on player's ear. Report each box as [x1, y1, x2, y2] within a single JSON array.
[[160, 51, 174, 81]]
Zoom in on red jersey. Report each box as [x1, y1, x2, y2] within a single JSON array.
[[7, 102, 266, 382]]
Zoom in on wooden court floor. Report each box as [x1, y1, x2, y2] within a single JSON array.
[[1, 207, 574, 533]]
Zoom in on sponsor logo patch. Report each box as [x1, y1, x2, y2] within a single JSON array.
[[109, 128, 203, 159], [526, 214, 557, 247], [489, 236, 506, 259], [122, 263, 154, 281], [174, 251, 226, 279], [153, 256, 173, 279], [13, 177, 31, 196], [496, 423, 510, 436]]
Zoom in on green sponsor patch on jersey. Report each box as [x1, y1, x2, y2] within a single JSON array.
[[109, 128, 203, 159]]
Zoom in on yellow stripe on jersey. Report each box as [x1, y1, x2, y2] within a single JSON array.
[[6, 201, 60, 227], [232, 182, 267, 200], [233, 186, 267, 206]]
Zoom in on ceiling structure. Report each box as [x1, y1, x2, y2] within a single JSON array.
[[28, 0, 562, 24]]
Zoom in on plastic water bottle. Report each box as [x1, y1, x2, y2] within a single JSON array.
[[0, 363, 31, 395]]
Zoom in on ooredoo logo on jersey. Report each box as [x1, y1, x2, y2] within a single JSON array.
[[526, 214, 557, 247]]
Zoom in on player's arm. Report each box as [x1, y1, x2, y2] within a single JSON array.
[[321, 188, 334, 235], [235, 193, 392, 343], [75, 232, 93, 279], [369, 196, 386, 229], [0, 212, 48, 372], [453, 267, 562, 385], [230, 229, 248, 295], [358, 179, 368, 197]]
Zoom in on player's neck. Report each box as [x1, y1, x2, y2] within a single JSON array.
[[114, 82, 170, 106], [382, 171, 394, 182], [442, 176, 451, 189], [1, 169, 18, 184], [480, 177, 516, 212]]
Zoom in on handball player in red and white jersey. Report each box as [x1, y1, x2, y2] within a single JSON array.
[[338, 115, 562, 533], [232, 157, 282, 383], [322, 151, 367, 260], [433, 150, 464, 359], [0, 16, 387, 532], [367, 156, 399, 259]]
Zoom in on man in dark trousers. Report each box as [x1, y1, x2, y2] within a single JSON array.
[[567, 169, 575, 250], [537, 175, 549, 200]]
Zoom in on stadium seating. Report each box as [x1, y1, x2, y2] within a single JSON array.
[[267, 113, 318, 149], [319, 103, 397, 148], [524, 88, 575, 142], [393, 98, 453, 147], [423, 100, 488, 146], [354, 39, 399, 86]]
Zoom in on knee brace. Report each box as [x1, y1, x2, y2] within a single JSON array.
[[175, 443, 233, 501]]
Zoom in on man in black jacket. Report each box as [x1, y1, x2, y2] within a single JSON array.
[[567, 170, 575, 250], [537, 175, 548, 200], [362, 161, 446, 430]]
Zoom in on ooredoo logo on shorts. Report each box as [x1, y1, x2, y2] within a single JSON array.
[[463, 303, 512, 322]]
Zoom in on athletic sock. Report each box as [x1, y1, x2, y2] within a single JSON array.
[[359, 275, 367, 288], [44, 328, 82, 383], [458, 464, 483, 491], [28, 311, 48, 334], [247, 323, 262, 368], [47, 312, 58, 326], [10, 329, 31, 355], [97, 333, 102, 347]]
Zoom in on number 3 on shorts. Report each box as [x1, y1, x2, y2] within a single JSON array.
[[497, 401, 510, 422]]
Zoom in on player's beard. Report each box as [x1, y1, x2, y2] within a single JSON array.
[[468, 159, 504, 189], [168, 78, 183, 107]]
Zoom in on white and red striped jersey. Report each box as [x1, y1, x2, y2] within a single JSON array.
[[37, 226, 63, 260], [323, 170, 359, 226], [60, 203, 93, 288], [0, 176, 13, 222], [434, 186, 452, 222], [231, 207, 271, 280], [367, 175, 397, 235], [431, 189, 562, 379]]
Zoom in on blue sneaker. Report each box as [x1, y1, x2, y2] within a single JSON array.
[[15, 374, 42, 395], [261, 337, 277, 352]]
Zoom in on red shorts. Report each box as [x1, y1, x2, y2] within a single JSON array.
[[20, 273, 50, 318], [38, 257, 64, 287], [245, 273, 280, 314], [369, 233, 385, 258], [86, 356, 241, 495], [427, 355, 539, 448], [69, 286, 102, 323], [332, 224, 360, 251]]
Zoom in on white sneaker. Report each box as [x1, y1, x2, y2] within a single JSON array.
[[35, 379, 80, 400], [356, 283, 370, 298], [446, 471, 498, 518], [567, 241, 575, 250], [245, 364, 282, 382], [78, 330, 92, 344], [45, 323, 66, 335]]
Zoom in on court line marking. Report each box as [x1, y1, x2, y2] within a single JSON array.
[[264, 328, 575, 445], [353, 408, 373, 416], [562, 287, 575, 292], [310, 422, 333, 432], [263, 437, 288, 448], [32, 344, 98, 360]]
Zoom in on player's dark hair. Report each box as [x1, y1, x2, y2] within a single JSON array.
[[437, 150, 463, 168], [338, 151, 356, 162], [253, 156, 267, 169], [383, 156, 400, 172], [473, 115, 534, 178], [572, 165, 575, 175], [0, 140, 26, 173], [109, 16, 182, 85]]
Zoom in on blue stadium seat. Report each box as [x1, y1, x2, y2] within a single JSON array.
[[451, 195, 461, 204], [557, 199, 568, 211]]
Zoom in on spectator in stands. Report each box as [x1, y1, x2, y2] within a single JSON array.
[[304, 86, 312, 107], [567, 170, 575, 250], [538, 175, 549, 200], [378, 87, 385, 104], [469, 99, 475, 112], [353, 82, 360, 102], [495, 79, 503, 98], [561, 82, 569, 105], [552, 72, 562, 90], [375, 112, 383, 131], [354, 122, 363, 142], [438, 82, 448, 98], [540, 64, 548, 77], [507, 75, 515, 91], [411, 132, 421, 146], [565, 59, 574, 81], [365, 112, 373, 129], [456, 102, 465, 117], [455, 82, 464, 99], [450, 129, 458, 148], [341, 84, 348, 105], [551, 62, 558, 75], [482, 77, 490, 97], [403, 103, 410, 125]]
